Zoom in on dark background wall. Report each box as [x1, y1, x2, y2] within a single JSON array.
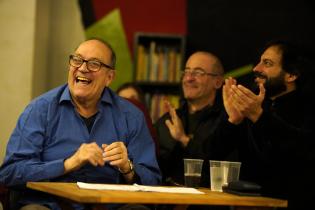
[[80, 0, 315, 75], [187, 0, 315, 72]]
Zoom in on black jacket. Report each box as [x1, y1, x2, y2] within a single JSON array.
[[154, 94, 234, 185], [216, 90, 315, 210]]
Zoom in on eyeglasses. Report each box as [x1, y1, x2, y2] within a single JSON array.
[[181, 68, 220, 78], [69, 55, 113, 72]]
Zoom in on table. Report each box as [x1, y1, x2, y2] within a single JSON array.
[[27, 182, 287, 209]]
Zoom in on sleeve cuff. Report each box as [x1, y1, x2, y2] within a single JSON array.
[[43, 159, 65, 179]]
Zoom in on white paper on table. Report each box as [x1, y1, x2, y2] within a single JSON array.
[[77, 182, 204, 194]]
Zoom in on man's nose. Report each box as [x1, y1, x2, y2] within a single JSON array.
[[78, 62, 89, 72], [252, 63, 261, 72], [184, 73, 195, 81]]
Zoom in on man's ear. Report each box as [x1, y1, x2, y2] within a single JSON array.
[[286, 73, 298, 83], [215, 76, 224, 89], [105, 70, 116, 87]]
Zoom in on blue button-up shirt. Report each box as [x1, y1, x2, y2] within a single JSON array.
[[0, 84, 161, 209]]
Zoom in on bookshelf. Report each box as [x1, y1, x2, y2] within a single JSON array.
[[133, 32, 186, 122]]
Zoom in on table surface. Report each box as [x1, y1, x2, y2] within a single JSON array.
[[27, 182, 287, 208]]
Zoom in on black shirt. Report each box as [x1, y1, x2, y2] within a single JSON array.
[[81, 113, 98, 133]]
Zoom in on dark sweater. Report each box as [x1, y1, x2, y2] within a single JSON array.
[[215, 90, 315, 210], [154, 94, 235, 186]]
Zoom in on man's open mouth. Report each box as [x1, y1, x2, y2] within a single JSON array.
[[76, 76, 91, 84]]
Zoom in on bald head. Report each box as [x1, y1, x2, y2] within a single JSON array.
[[77, 38, 116, 69], [187, 51, 224, 75]]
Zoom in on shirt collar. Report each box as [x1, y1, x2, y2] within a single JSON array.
[[59, 85, 114, 105], [59, 86, 72, 103]]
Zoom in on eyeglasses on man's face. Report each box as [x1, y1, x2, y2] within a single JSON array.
[[181, 68, 220, 78], [69, 55, 113, 72]]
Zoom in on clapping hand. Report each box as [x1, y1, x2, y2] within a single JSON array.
[[223, 78, 245, 124], [223, 77, 265, 124], [164, 100, 190, 147], [230, 82, 265, 123]]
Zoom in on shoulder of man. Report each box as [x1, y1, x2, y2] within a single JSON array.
[[29, 84, 68, 107]]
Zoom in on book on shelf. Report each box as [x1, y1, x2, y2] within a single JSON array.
[[135, 42, 183, 82], [133, 32, 185, 122]]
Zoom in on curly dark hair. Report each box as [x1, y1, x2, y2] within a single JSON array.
[[261, 40, 314, 92]]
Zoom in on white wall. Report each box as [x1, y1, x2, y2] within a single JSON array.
[[0, 0, 36, 164], [0, 0, 84, 163], [46, 0, 85, 90]]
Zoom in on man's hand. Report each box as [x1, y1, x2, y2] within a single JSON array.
[[223, 78, 245, 124], [164, 100, 190, 147], [230, 82, 265, 123], [64, 142, 105, 174], [102, 142, 134, 182], [102, 142, 129, 170]]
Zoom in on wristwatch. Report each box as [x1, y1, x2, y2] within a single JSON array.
[[119, 159, 134, 175]]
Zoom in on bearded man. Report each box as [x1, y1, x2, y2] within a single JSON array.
[[220, 40, 315, 210]]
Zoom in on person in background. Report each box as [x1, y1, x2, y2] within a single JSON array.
[[155, 51, 234, 186], [117, 82, 146, 105], [221, 40, 315, 210], [117, 82, 159, 156], [0, 38, 161, 210]]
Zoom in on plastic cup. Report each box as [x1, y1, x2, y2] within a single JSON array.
[[209, 160, 241, 192], [184, 159, 204, 187]]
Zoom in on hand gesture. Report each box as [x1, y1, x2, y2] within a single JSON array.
[[223, 77, 244, 124], [230, 82, 265, 123], [164, 100, 190, 147], [64, 142, 105, 173], [102, 142, 130, 173]]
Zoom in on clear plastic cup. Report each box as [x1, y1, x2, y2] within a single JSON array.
[[184, 159, 204, 187], [210, 160, 241, 192]]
